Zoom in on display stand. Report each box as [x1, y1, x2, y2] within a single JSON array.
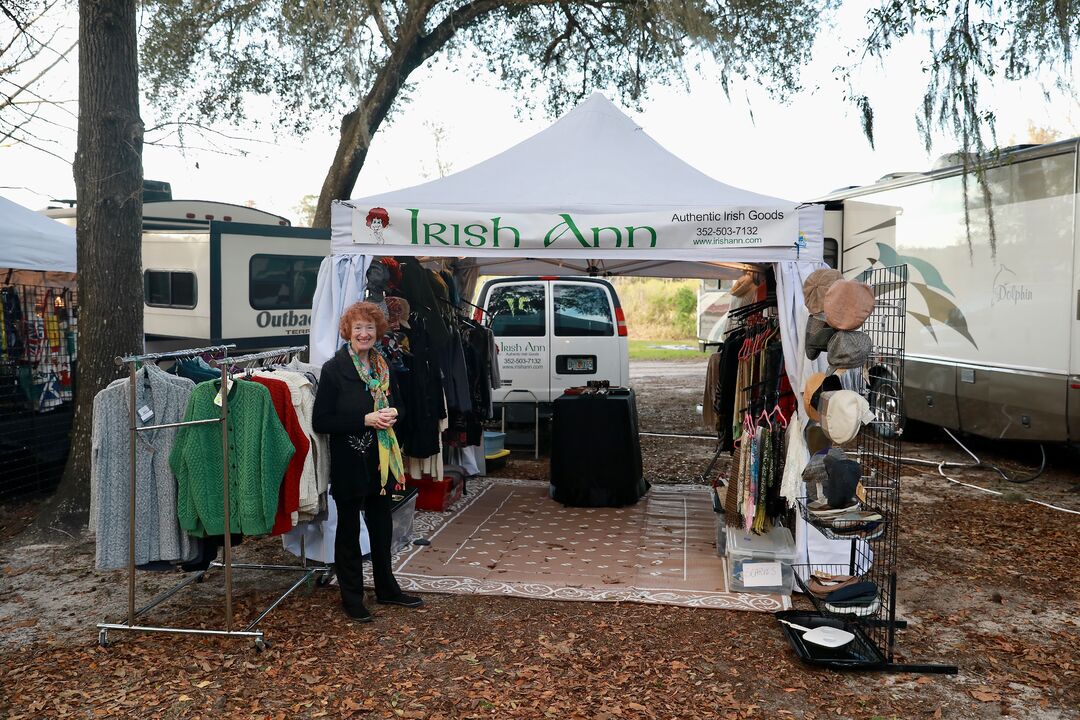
[[699, 293, 779, 485], [788, 265, 957, 674], [96, 344, 329, 651], [500, 388, 541, 459]]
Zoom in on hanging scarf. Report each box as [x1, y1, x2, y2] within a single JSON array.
[[349, 346, 405, 494]]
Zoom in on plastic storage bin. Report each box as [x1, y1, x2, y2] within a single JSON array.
[[715, 515, 727, 557], [727, 525, 796, 595], [389, 488, 418, 554], [406, 473, 464, 512], [483, 430, 506, 455]]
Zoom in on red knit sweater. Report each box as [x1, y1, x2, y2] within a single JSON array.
[[250, 375, 310, 535]]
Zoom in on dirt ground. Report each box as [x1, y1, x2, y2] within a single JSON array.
[[2, 359, 1079, 719]]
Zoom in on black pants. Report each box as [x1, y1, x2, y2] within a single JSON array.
[[334, 492, 402, 610]]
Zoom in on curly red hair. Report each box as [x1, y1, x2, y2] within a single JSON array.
[[365, 207, 390, 227], [339, 301, 389, 341]]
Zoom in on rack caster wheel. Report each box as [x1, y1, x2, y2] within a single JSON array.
[[316, 569, 335, 588], [254, 638, 270, 652], [98, 630, 109, 647]]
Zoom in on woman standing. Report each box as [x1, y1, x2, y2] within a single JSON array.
[[313, 301, 423, 621]]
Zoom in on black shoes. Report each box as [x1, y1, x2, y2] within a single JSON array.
[[377, 593, 424, 608], [344, 594, 424, 620], [343, 603, 373, 623]]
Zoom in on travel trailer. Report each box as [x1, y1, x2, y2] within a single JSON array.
[[44, 197, 330, 350], [814, 138, 1080, 444]]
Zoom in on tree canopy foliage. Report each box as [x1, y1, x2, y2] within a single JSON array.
[[135, 1, 1078, 227]]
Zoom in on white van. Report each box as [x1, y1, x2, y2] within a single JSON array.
[[475, 277, 629, 409]]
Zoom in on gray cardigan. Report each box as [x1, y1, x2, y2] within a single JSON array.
[[92, 364, 198, 569]]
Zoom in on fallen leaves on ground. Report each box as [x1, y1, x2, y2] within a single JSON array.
[[2, 361, 1079, 719]]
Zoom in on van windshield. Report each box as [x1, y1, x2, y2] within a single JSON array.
[[554, 283, 613, 336], [488, 283, 545, 336]]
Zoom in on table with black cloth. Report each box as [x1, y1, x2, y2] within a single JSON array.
[[549, 389, 648, 507]]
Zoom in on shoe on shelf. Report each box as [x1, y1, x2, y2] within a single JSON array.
[[343, 603, 373, 622], [377, 593, 424, 608]]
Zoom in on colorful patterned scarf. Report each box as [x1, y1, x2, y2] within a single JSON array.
[[349, 347, 405, 494]]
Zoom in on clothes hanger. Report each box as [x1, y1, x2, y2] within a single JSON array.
[[771, 403, 788, 428], [758, 406, 773, 431]]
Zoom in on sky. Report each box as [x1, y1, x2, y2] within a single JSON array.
[[2, 5, 1077, 224]]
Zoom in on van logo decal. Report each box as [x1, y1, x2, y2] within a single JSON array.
[[991, 265, 1032, 306], [857, 242, 977, 349], [256, 310, 311, 329]]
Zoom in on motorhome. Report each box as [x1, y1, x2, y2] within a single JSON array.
[[814, 138, 1080, 444], [44, 193, 330, 350]]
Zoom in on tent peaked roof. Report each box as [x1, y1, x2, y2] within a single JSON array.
[[0, 195, 76, 273], [349, 92, 790, 213]]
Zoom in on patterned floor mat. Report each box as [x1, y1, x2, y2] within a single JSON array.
[[386, 478, 790, 612]]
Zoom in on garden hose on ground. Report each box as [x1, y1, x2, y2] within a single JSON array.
[[900, 429, 1080, 516], [900, 428, 1046, 484]]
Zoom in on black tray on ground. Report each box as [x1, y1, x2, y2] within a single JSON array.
[[775, 610, 887, 669]]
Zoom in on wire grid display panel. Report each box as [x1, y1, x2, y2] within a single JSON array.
[[794, 264, 907, 661], [0, 283, 78, 500], [854, 263, 907, 659]]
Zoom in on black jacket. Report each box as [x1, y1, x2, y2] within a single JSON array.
[[312, 346, 400, 500]]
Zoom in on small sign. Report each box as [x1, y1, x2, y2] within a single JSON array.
[[742, 561, 783, 588], [137, 405, 154, 423], [213, 377, 234, 407]]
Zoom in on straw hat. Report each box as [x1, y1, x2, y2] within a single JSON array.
[[731, 272, 758, 298], [803, 372, 826, 422]]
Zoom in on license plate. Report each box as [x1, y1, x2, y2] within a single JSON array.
[[567, 357, 594, 372]]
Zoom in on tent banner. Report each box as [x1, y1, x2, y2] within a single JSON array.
[[348, 205, 802, 257]]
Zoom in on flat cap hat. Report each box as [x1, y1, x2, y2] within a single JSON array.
[[803, 268, 843, 314], [823, 279, 875, 331], [827, 330, 873, 369], [805, 313, 836, 361], [819, 389, 874, 445]]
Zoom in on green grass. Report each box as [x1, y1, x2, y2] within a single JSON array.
[[610, 277, 699, 339], [628, 339, 705, 361]]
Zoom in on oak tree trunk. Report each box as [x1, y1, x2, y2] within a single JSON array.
[[35, 0, 144, 534]]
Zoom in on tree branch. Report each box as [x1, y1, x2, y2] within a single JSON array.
[[0, 125, 70, 164], [541, 4, 578, 67], [367, 0, 396, 47], [0, 75, 78, 119], [0, 37, 77, 114], [417, 0, 558, 64], [142, 119, 281, 145]]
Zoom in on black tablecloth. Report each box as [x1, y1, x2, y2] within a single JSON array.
[[549, 390, 648, 507]]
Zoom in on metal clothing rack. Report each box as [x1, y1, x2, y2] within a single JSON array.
[[698, 298, 780, 484], [96, 344, 328, 651]]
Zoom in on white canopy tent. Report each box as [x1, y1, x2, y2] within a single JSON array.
[[321, 92, 826, 400], [330, 92, 820, 278], [0, 195, 77, 274], [305, 92, 851, 569]]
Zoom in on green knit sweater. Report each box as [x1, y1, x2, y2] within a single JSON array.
[[170, 379, 295, 537]]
